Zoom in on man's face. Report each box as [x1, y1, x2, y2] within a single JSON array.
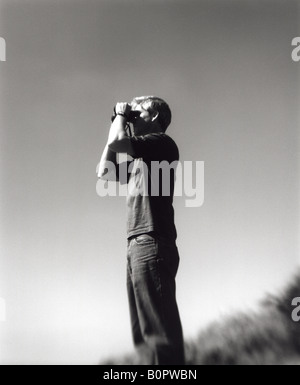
[[130, 101, 155, 136]]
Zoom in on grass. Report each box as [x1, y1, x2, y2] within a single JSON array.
[[101, 271, 300, 365]]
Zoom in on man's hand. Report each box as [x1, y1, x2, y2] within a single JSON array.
[[115, 102, 132, 118]]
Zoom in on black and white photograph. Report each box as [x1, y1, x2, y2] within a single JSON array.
[[0, 0, 299, 367]]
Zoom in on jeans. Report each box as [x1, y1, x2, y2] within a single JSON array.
[[127, 233, 185, 365]]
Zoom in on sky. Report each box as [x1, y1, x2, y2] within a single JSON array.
[[0, 0, 299, 364]]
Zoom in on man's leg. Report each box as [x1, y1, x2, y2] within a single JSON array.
[[127, 242, 153, 364], [127, 234, 185, 365], [127, 263, 143, 345]]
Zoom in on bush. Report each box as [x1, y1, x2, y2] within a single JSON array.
[[101, 271, 300, 365]]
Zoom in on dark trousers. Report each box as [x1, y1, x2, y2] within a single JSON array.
[[126, 233, 185, 365]]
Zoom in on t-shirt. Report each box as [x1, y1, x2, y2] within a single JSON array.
[[116, 132, 179, 240]]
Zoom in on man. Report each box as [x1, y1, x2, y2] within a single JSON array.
[[97, 96, 185, 365]]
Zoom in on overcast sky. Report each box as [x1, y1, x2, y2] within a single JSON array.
[[0, 0, 299, 364]]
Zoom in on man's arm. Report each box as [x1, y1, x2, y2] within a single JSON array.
[[109, 133, 172, 160], [97, 103, 131, 181]]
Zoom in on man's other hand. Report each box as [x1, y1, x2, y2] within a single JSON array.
[[115, 102, 132, 118]]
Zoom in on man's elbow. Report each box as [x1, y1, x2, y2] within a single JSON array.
[[96, 159, 119, 181], [96, 163, 105, 179], [97, 172, 107, 181], [97, 170, 118, 182]]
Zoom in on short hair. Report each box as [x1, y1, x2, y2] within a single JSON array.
[[131, 96, 172, 132]]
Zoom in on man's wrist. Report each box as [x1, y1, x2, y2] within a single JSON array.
[[116, 112, 128, 120]]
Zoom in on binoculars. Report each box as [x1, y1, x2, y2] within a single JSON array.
[[111, 107, 141, 123]]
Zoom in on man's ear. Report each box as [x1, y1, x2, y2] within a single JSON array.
[[151, 111, 159, 122]]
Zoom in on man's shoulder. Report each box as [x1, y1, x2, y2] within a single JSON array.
[[144, 132, 179, 161], [129, 132, 179, 161]]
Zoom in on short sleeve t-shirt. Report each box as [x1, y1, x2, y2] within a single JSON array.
[[117, 132, 179, 240]]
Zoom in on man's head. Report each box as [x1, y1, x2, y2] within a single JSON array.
[[130, 96, 172, 136]]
